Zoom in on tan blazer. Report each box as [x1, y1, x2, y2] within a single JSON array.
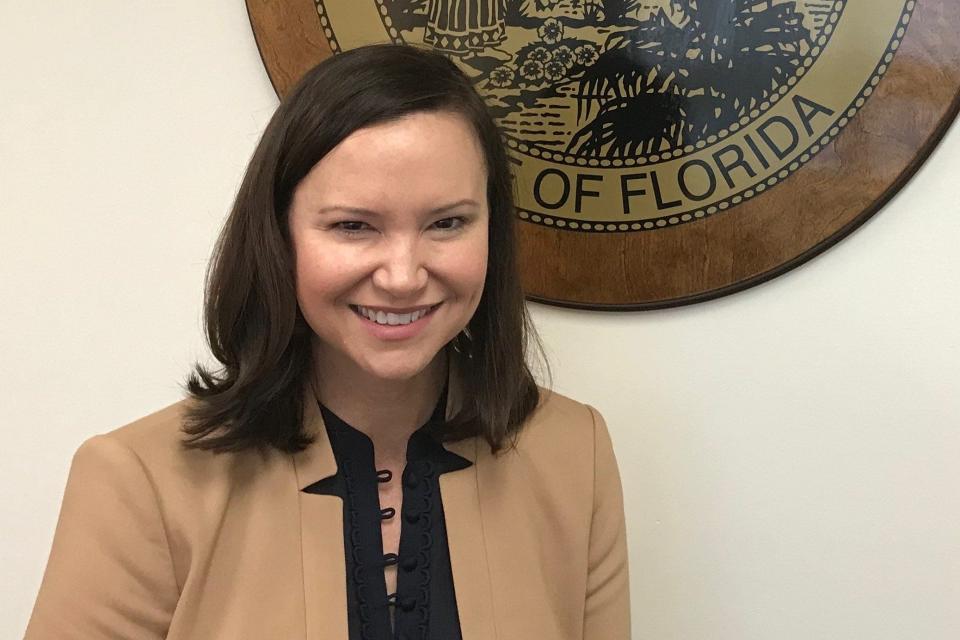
[[25, 376, 630, 639]]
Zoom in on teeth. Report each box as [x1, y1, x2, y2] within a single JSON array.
[[355, 305, 432, 326]]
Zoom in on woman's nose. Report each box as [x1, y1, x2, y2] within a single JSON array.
[[371, 239, 428, 297]]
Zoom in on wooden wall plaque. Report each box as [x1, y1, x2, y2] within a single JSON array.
[[246, 0, 960, 310]]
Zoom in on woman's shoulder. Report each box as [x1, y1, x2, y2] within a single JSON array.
[[97, 398, 191, 447], [89, 399, 200, 464], [509, 385, 610, 460], [478, 387, 619, 526], [76, 399, 265, 488]]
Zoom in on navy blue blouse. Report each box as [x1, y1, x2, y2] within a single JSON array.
[[303, 392, 471, 640]]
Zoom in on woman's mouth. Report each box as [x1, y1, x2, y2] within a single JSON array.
[[349, 303, 442, 331]]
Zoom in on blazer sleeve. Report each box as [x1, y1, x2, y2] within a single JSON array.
[[24, 435, 179, 640], [582, 405, 631, 640]]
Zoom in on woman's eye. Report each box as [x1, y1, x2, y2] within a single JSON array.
[[333, 221, 371, 234], [432, 216, 466, 231]]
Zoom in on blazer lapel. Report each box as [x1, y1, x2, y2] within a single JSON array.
[[440, 355, 499, 640], [439, 440, 498, 640], [293, 393, 348, 640]]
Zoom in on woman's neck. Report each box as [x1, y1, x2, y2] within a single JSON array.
[[311, 348, 448, 459]]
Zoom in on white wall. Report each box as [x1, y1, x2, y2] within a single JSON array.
[[2, 2, 957, 638]]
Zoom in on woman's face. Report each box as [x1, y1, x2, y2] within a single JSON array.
[[288, 110, 489, 384]]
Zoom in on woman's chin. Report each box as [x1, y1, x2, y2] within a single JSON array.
[[358, 356, 437, 385]]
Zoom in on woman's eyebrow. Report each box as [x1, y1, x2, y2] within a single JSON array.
[[317, 199, 480, 216], [428, 199, 481, 214], [316, 205, 379, 216]]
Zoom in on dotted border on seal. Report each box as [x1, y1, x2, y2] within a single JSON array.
[[315, 2, 341, 54], [314, 0, 916, 233]]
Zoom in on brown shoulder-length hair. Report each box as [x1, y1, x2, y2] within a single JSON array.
[[182, 43, 548, 455]]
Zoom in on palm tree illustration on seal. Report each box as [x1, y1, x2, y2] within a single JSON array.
[[568, 0, 813, 157]]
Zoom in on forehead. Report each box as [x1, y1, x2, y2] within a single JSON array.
[[296, 111, 488, 212]]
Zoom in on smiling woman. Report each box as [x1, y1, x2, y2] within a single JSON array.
[[288, 111, 489, 384], [24, 44, 630, 640]]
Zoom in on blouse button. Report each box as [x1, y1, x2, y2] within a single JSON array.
[[401, 555, 418, 572], [403, 509, 420, 525], [400, 596, 417, 612]]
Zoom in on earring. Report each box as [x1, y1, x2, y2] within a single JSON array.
[[451, 327, 474, 358]]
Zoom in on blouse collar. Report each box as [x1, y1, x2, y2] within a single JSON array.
[[293, 350, 475, 490], [317, 386, 470, 476]]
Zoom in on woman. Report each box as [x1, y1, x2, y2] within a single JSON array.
[[24, 44, 629, 639]]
